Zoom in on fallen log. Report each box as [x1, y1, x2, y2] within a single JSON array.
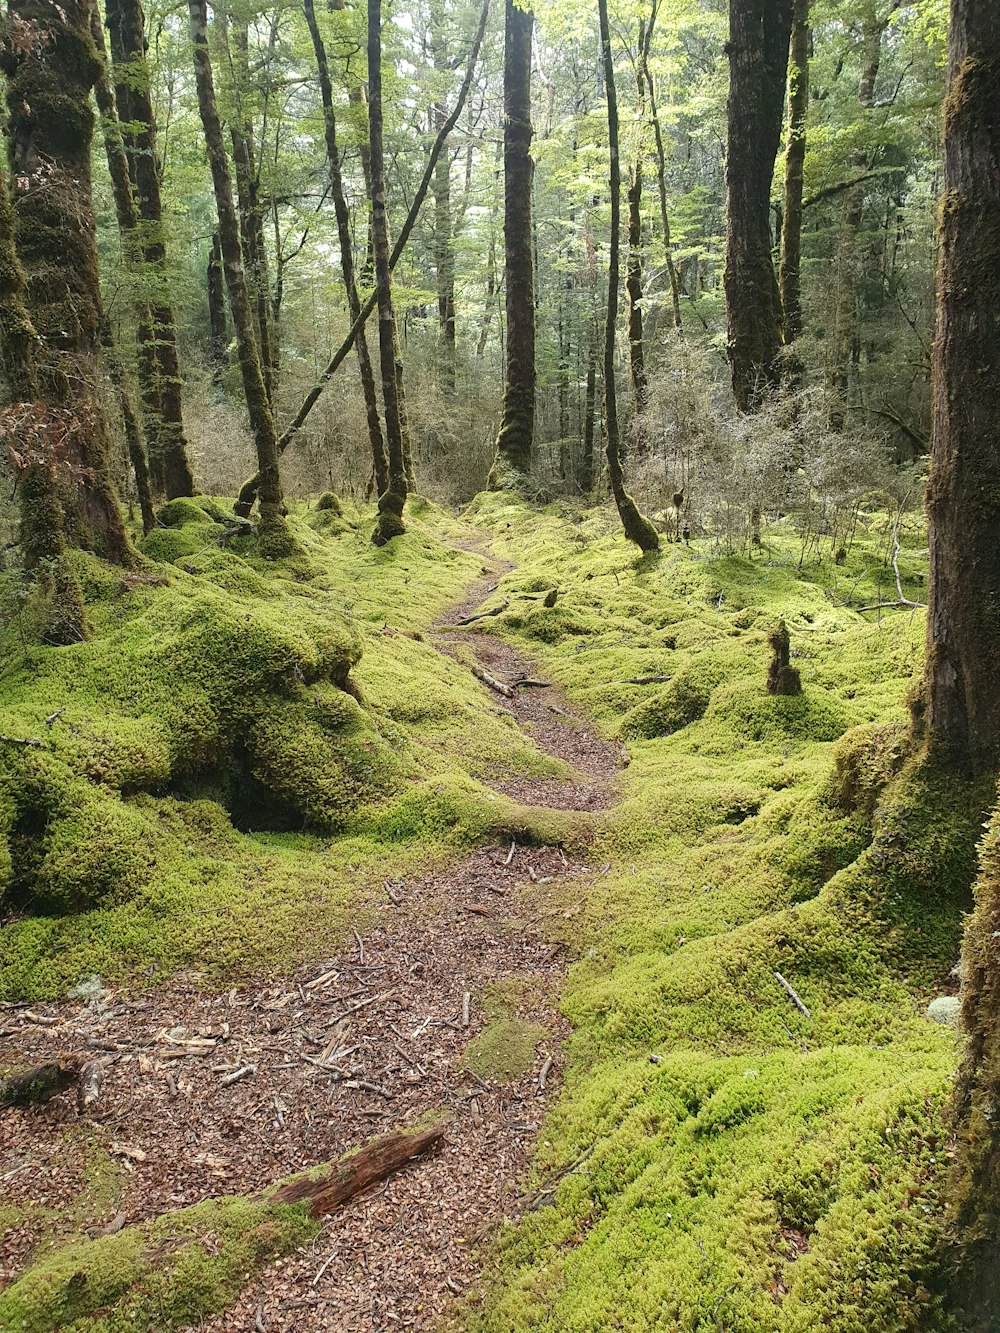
[[625, 675, 672, 686], [1, 1057, 82, 1108], [472, 665, 515, 699], [269, 1117, 448, 1216]]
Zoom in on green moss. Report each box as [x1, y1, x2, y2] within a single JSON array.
[[462, 978, 549, 1082], [453, 497, 979, 1333]]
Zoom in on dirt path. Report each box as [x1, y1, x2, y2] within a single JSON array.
[[0, 547, 621, 1331]]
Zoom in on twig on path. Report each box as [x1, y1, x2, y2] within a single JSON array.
[[538, 1056, 553, 1091], [774, 971, 811, 1019], [462, 992, 471, 1027], [472, 665, 515, 698], [504, 841, 516, 867]]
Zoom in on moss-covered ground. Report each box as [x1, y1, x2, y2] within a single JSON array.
[[0, 496, 579, 998], [0, 492, 985, 1330], [453, 494, 984, 1333]]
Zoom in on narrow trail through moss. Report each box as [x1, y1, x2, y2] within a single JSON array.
[[0, 536, 625, 1333]]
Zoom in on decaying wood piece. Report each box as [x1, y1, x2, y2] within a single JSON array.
[[77, 1058, 104, 1112], [269, 1117, 448, 1216], [1, 1058, 82, 1108], [455, 599, 509, 627], [774, 970, 811, 1019], [472, 666, 516, 699]]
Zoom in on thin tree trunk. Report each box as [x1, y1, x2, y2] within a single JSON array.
[[598, 0, 658, 551], [491, 0, 535, 480], [778, 0, 810, 344], [303, 0, 388, 494], [5, 0, 135, 571], [626, 15, 654, 415], [476, 141, 502, 358], [207, 231, 229, 379], [368, 0, 407, 545], [235, 0, 489, 510], [724, 0, 794, 413], [578, 313, 599, 493], [90, 2, 159, 526], [431, 8, 457, 394], [106, 0, 195, 500], [224, 14, 276, 408], [829, 3, 883, 426], [188, 0, 291, 553], [642, 47, 683, 335]]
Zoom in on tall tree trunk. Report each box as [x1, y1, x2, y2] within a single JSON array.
[[188, 0, 291, 554], [829, 1, 883, 426], [778, 0, 809, 344], [224, 14, 276, 407], [3, 0, 135, 570], [476, 141, 502, 359], [368, 0, 408, 545], [724, 0, 794, 412], [936, 22, 1000, 1322], [641, 40, 683, 336], [90, 2, 159, 526], [207, 231, 229, 380], [920, 4, 1000, 779], [106, 0, 195, 500], [433, 98, 457, 392], [626, 16, 653, 415], [598, 0, 658, 552], [491, 0, 535, 479], [303, 0, 388, 494]]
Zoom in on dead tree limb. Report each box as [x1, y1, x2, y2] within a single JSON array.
[[455, 598, 509, 626], [472, 665, 516, 698], [269, 1117, 448, 1216]]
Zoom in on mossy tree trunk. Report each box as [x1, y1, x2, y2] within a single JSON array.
[[934, 19, 1000, 1312], [431, 7, 457, 396], [207, 231, 229, 380], [303, 0, 388, 495], [106, 0, 195, 500], [642, 33, 683, 337], [0, 157, 87, 642], [188, 0, 291, 554], [491, 0, 535, 480], [626, 15, 653, 417], [368, 0, 408, 546], [778, 0, 809, 346], [921, 5, 1000, 781], [724, 0, 794, 413], [598, 0, 658, 553], [3, 0, 135, 571]]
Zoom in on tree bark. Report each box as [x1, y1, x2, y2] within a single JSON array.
[[626, 16, 653, 415], [578, 312, 600, 493], [207, 231, 229, 380], [106, 0, 195, 499], [491, 0, 535, 479], [778, 0, 809, 344], [188, 0, 291, 553], [303, 0, 388, 494], [829, 1, 883, 426], [368, 0, 407, 545], [224, 14, 276, 407], [3, 0, 135, 570], [921, 4, 1000, 780], [598, 0, 658, 551], [724, 0, 794, 413]]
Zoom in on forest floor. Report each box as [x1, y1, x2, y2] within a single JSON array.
[[0, 494, 984, 1333], [1, 537, 623, 1331]]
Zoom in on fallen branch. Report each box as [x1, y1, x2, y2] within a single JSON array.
[[0, 733, 44, 749], [77, 1058, 104, 1112], [455, 598, 509, 626], [512, 677, 551, 689], [773, 971, 811, 1020], [269, 1117, 448, 1216], [625, 675, 672, 686], [472, 665, 515, 699]]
